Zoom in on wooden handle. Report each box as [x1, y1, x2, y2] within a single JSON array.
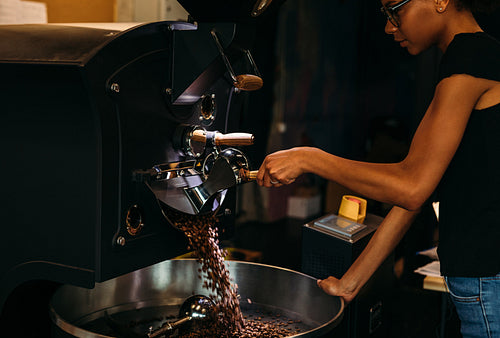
[[247, 170, 258, 180], [191, 129, 207, 143], [215, 133, 254, 146], [240, 169, 258, 182], [191, 130, 254, 146], [234, 74, 263, 91]]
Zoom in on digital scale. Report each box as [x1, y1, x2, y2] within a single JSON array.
[[313, 214, 368, 239]]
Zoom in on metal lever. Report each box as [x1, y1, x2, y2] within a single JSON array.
[[132, 160, 197, 182], [252, 0, 273, 16], [210, 30, 263, 91]]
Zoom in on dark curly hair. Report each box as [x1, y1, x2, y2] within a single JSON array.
[[454, 0, 500, 12]]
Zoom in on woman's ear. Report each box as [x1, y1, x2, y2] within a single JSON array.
[[435, 0, 450, 12]]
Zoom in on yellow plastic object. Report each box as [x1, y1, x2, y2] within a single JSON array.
[[338, 195, 367, 223]]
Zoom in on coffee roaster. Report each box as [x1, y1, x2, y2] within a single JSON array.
[[0, 0, 278, 333], [0, 1, 344, 337], [0, 2, 345, 337]]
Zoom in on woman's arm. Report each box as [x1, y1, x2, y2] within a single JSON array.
[[257, 74, 491, 210], [317, 206, 419, 303]]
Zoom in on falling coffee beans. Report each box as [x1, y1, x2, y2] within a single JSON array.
[[169, 209, 303, 337]]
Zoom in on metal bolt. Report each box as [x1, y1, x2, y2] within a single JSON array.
[[165, 88, 172, 95], [224, 208, 232, 216], [116, 236, 126, 246], [110, 83, 120, 93]]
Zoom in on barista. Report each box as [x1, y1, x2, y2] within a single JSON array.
[[257, 0, 500, 336]]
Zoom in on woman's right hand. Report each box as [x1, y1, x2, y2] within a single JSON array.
[[256, 147, 309, 187]]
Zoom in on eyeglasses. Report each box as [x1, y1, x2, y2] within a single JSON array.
[[380, 0, 413, 27]]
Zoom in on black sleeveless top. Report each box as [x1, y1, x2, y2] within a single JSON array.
[[436, 32, 500, 277]]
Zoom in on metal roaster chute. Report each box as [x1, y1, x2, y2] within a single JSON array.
[[0, 1, 344, 337]]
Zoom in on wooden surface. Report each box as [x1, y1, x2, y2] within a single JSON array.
[[31, 0, 115, 22]]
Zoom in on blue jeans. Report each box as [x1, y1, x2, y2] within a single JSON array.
[[445, 273, 500, 338]]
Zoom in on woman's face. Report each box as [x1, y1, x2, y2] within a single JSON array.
[[380, 0, 443, 55]]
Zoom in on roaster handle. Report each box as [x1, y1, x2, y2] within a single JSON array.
[[191, 129, 254, 146], [211, 30, 263, 91], [239, 169, 258, 182]]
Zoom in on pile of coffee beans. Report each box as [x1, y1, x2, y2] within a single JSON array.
[[233, 316, 304, 338], [170, 210, 304, 337], [175, 317, 303, 338]]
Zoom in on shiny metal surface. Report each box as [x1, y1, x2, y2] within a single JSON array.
[[148, 174, 224, 215], [184, 158, 236, 213], [50, 259, 344, 337], [183, 147, 254, 214]]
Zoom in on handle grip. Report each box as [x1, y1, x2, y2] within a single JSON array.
[[239, 169, 258, 182], [215, 132, 255, 146], [191, 130, 254, 146], [234, 74, 263, 91]]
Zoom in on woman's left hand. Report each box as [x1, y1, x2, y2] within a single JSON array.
[[256, 147, 308, 187], [317, 276, 356, 304]]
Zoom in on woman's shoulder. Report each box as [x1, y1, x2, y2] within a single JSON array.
[[439, 32, 500, 82], [450, 31, 500, 48]]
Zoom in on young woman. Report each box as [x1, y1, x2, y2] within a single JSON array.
[[257, 0, 500, 336]]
